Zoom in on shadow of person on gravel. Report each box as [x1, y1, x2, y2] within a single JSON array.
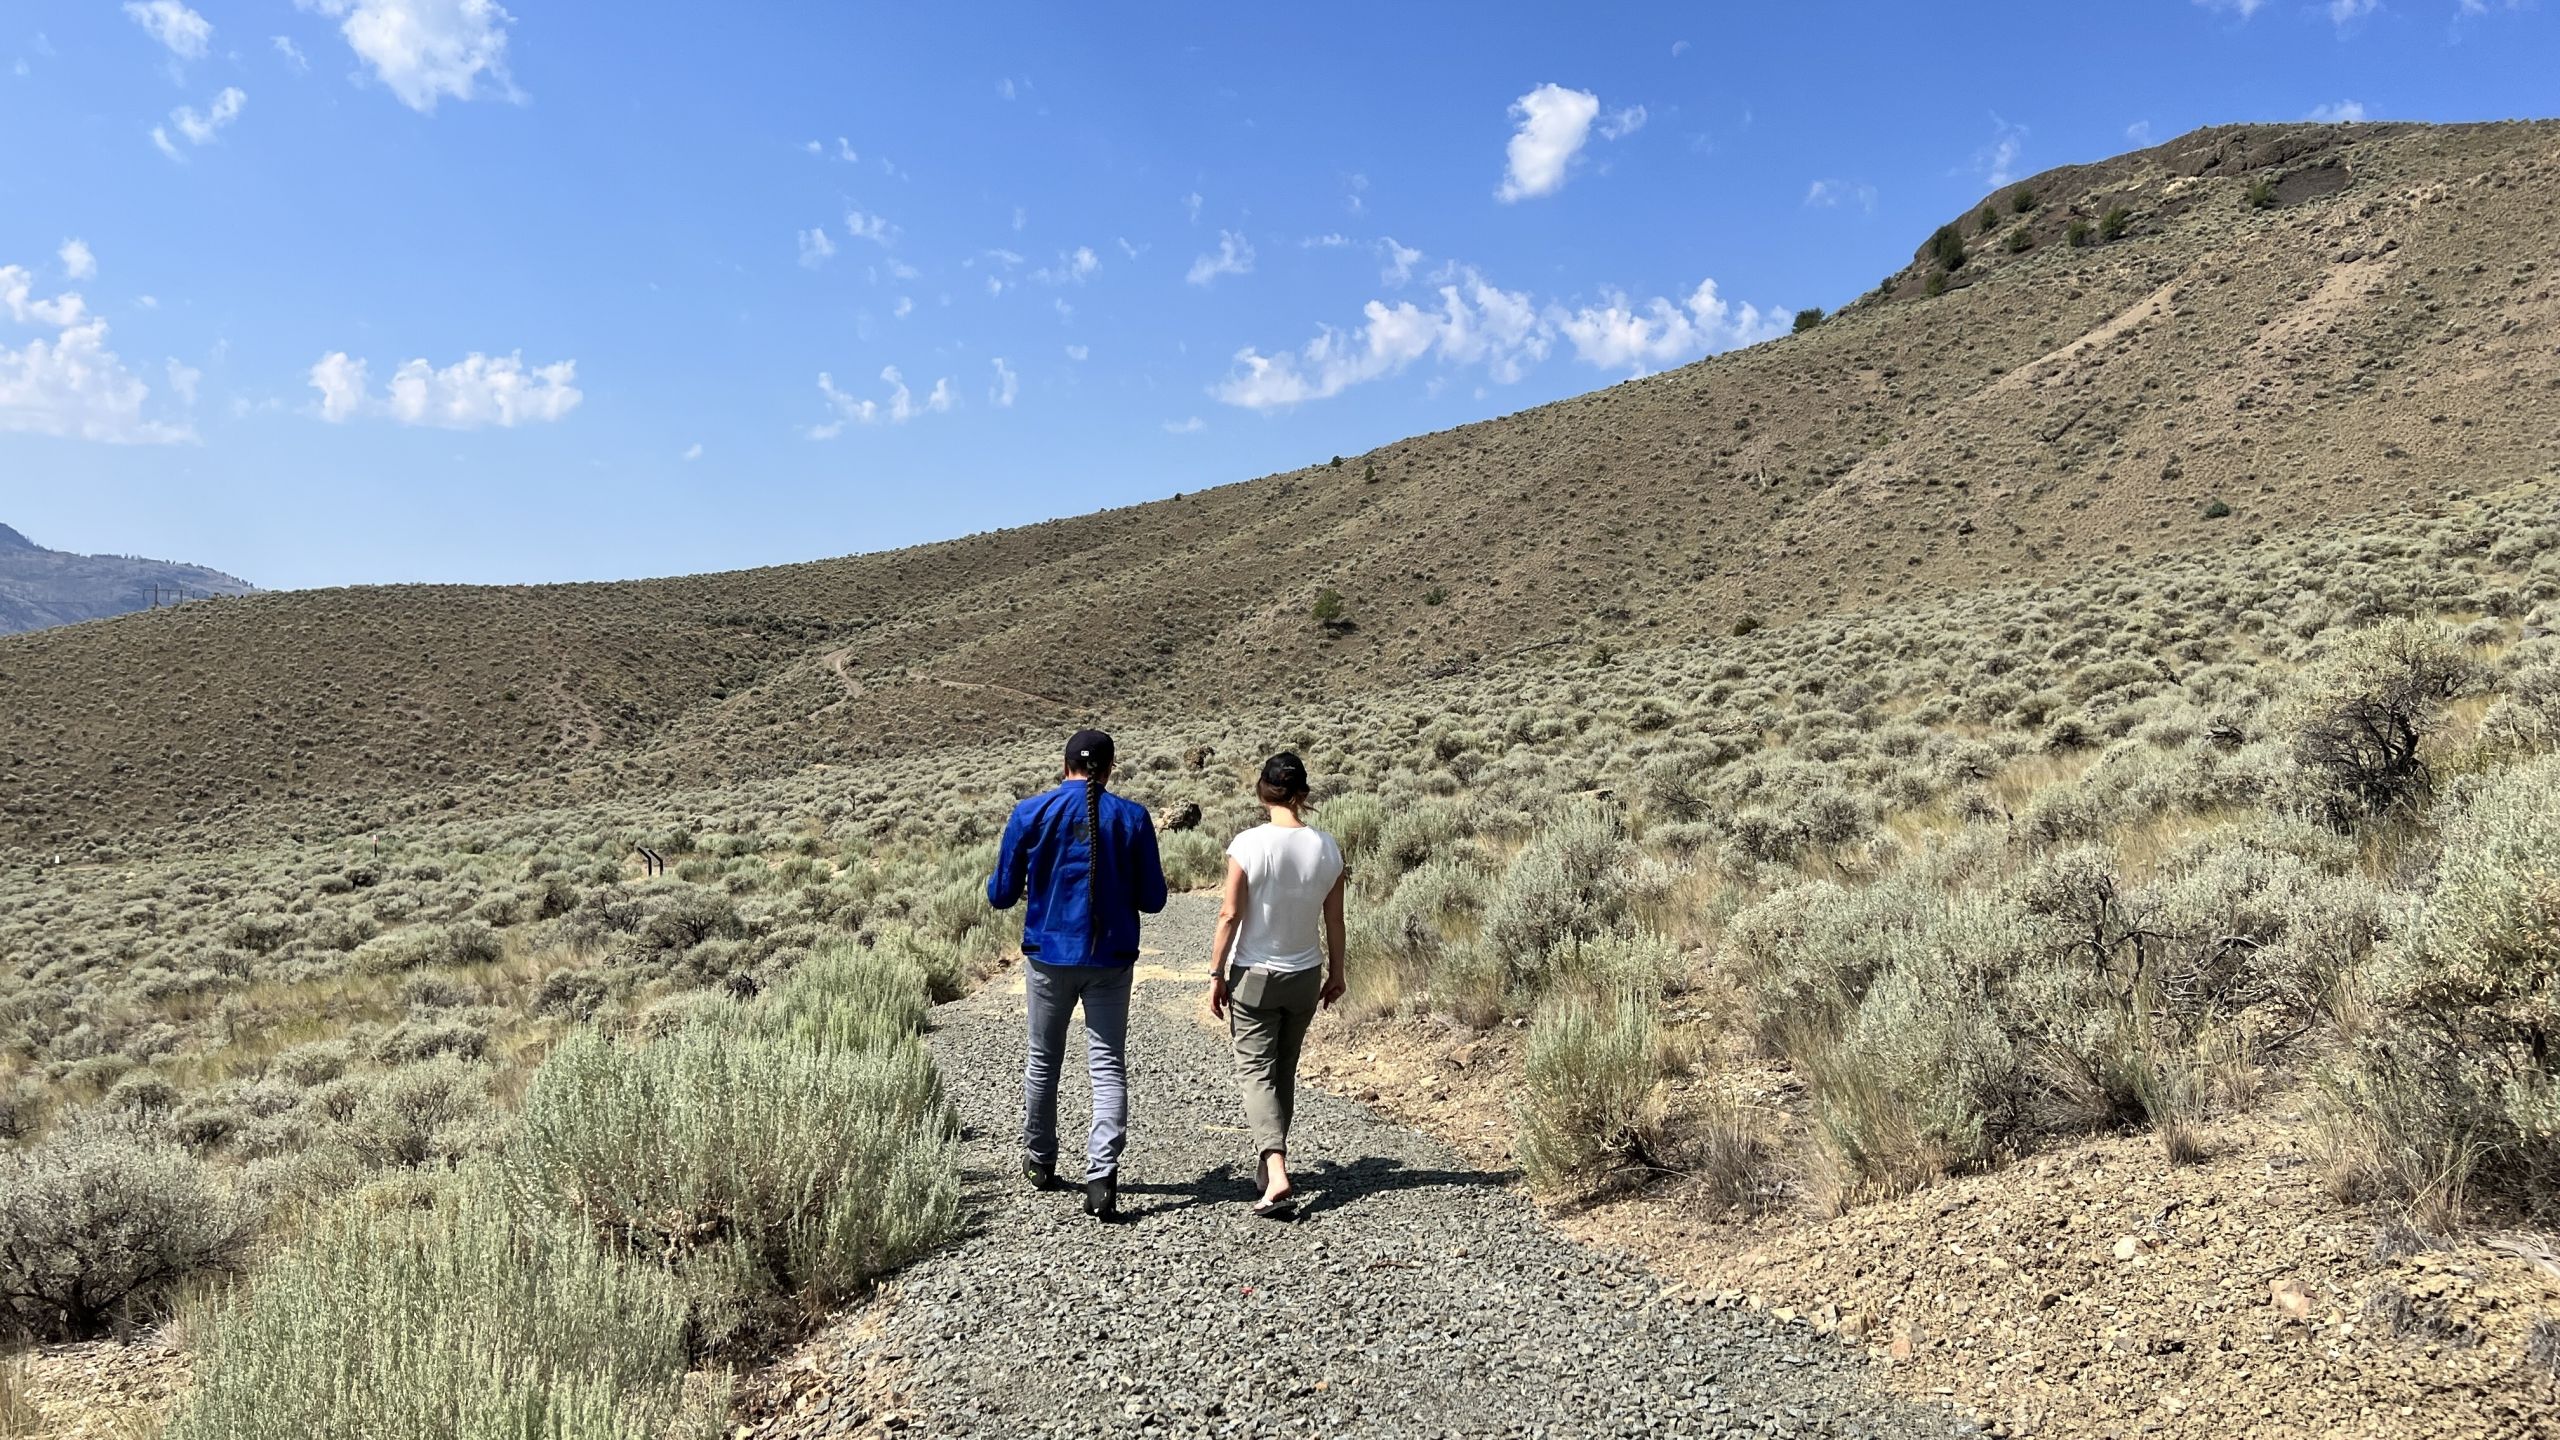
[[1114, 1162, 1248, 1221], [1114, 1154, 1518, 1223]]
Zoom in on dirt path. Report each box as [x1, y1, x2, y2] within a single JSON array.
[[752, 897, 1962, 1439]]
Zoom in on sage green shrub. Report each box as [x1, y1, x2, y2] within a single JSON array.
[[1483, 804, 1638, 994], [723, 938, 927, 1055], [166, 1169, 714, 1440], [2328, 755, 2560, 1220], [509, 1023, 959, 1350], [1516, 989, 1662, 1190], [0, 1118, 259, 1340]]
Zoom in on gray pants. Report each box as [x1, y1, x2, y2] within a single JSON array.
[[1228, 965, 1323, 1159], [1022, 961, 1134, 1182]]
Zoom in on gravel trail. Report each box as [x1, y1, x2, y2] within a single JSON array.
[[869, 895, 1966, 1439]]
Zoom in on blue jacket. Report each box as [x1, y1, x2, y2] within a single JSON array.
[[987, 782, 1168, 967]]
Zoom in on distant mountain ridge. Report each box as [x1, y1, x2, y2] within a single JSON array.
[[0, 524, 257, 636]]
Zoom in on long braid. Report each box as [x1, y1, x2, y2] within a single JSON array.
[[1082, 770, 1105, 958]]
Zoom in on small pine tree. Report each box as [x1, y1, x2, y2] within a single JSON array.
[[1792, 307, 1827, 333], [2004, 227, 2034, 254], [1928, 225, 1967, 271], [2247, 176, 2277, 210], [2100, 206, 2132, 242], [2203, 498, 2233, 519], [2066, 217, 2093, 248], [1977, 205, 2000, 235], [1311, 588, 1345, 626], [1924, 269, 1949, 297], [2012, 187, 2038, 214]]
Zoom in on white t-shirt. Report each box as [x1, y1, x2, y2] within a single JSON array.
[[1225, 822, 1345, 974]]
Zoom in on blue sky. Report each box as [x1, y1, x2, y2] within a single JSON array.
[[2, 1, 2553, 590]]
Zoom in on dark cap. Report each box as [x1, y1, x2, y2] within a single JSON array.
[[1260, 750, 1309, 792], [1065, 729, 1116, 773]]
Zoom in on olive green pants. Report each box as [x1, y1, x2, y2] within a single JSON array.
[[1228, 964, 1324, 1158]]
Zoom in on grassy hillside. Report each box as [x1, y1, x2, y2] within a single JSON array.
[[6, 119, 2558, 858]]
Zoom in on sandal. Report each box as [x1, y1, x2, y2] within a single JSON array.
[[1251, 1186, 1298, 1220]]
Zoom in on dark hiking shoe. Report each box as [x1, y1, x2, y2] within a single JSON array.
[[1083, 1173, 1119, 1220], [1023, 1157, 1056, 1191]]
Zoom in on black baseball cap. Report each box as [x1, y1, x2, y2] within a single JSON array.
[[1261, 751, 1309, 791], [1065, 729, 1116, 772]]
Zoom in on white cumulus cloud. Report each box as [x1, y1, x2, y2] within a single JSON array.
[[1555, 279, 1784, 372], [125, 1, 211, 60], [1186, 230, 1254, 287], [274, 35, 310, 70], [990, 357, 1018, 408], [2193, 0, 2267, 15], [797, 226, 836, 268], [2327, 0, 2377, 25], [1213, 268, 1785, 411], [844, 209, 898, 246], [57, 239, 96, 281], [296, 0, 519, 113], [1163, 416, 1205, 434], [1497, 83, 1601, 202], [1, 265, 193, 444], [2307, 99, 2368, 123], [307, 349, 582, 428], [809, 365, 953, 438], [153, 85, 244, 159]]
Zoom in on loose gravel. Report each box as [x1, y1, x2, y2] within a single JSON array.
[[871, 895, 1968, 1439]]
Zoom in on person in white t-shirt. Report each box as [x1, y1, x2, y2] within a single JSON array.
[[1207, 751, 1347, 1218]]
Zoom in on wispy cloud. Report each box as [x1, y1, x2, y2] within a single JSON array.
[[989, 356, 1018, 408], [1803, 178, 1878, 213], [126, 1, 211, 60], [2306, 99, 2369, 122], [796, 226, 836, 268], [1162, 416, 1205, 434], [1977, 115, 2028, 188], [152, 86, 245, 160], [1380, 237, 1423, 286], [1186, 230, 1254, 287], [808, 365, 954, 437]]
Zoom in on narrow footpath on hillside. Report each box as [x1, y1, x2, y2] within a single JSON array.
[[747, 896, 1967, 1439]]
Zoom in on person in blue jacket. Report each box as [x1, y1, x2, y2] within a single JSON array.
[[987, 729, 1168, 1219]]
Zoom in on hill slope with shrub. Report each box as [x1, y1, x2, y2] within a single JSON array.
[[5, 119, 2558, 861]]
